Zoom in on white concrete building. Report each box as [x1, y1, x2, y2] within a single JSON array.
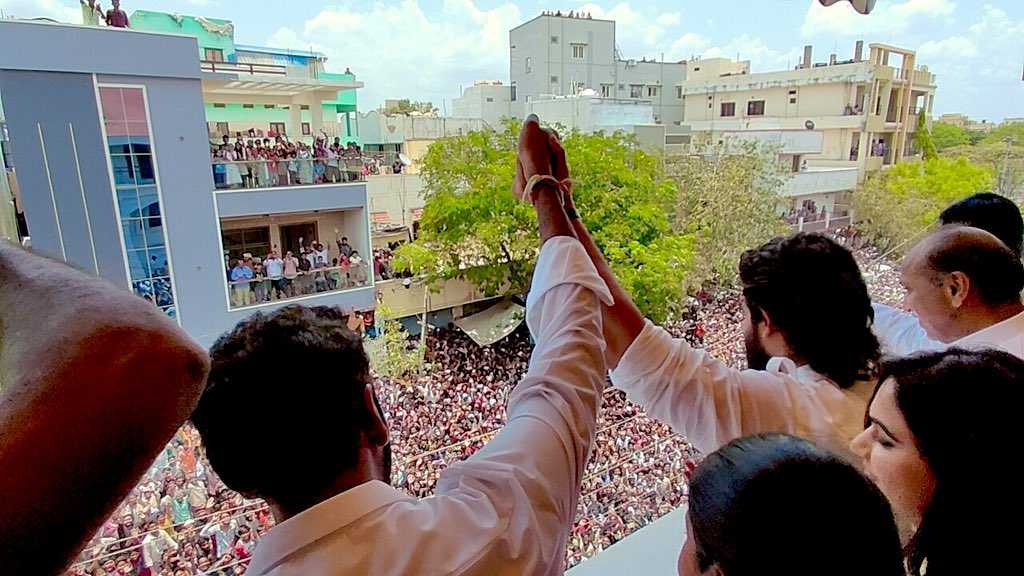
[[678, 42, 937, 179], [451, 81, 514, 127], [509, 12, 687, 129]]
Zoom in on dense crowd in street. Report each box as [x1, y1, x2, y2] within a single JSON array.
[[66, 241, 908, 574]]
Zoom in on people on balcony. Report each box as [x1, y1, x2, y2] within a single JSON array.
[[223, 239, 371, 308], [211, 134, 379, 189]]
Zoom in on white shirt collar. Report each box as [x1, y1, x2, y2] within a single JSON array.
[[953, 309, 1024, 350], [247, 480, 410, 575]]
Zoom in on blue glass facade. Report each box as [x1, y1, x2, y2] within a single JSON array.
[[99, 86, 176, 319]]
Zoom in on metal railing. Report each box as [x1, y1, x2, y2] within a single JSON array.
[[200, 60, 287, 76], [212, 158, 367, 189], [227, 262, 371, 308]]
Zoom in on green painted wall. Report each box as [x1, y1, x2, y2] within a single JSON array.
[[204, 104, 358, 142], [130, 11, 236, 60]]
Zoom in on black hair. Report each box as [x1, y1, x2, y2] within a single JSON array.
[[689, 433, 903, 576], [191, 305, 372, 501], [870, 348, 1023, 576], [739, 233, 879, 387], [939, 192, 1023, 257], [922, 226, 1024, 307]]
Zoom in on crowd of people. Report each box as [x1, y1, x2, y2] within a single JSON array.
[[225, 234, 368, 308], [64, 235, 910, 574], [211, 133, 398, 190]]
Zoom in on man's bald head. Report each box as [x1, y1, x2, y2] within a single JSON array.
[[902, 226, 1024, 342], [907, 226, 1024, 306]]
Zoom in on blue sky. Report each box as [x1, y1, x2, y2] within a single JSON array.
[[4, 0, 1023, 121]]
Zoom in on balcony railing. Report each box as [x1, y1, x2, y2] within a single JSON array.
[[227, 262, 370, 309], [782, 168, 859, 197], [201, 60, 287, 76], [213, 158, 382, 189]]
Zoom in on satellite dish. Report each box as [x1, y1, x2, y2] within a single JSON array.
[[399, 153, 412, 166], [805, 120, 816, 130]]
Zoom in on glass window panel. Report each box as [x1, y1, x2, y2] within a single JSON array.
[[122, 219, 146, 251], [137, 186, 158, 211], [147, 247, 169, 277], [105, 122, 129, 138], [144, 217, 165, 248], [125, 122, 149, 137], [129, 135, 151, 154], [126, 249, 149, 281], [135, 155, 155, 185], [152, 277, 175, 307], [132, 279, 156, 303], [111, 155, 136, 186], [116, 187, 140, 219], [99, 88, 125, 122], [122, 89, 147, 122], [107, 137, 132, 155], [161, 306, 177, 320]]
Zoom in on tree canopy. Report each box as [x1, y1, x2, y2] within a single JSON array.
[[667, 138, 791, 284], [397, 123, 793, 323], [853, 157, 995, 253], [931, 122, 971, 151]]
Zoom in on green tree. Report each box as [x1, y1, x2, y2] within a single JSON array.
[[931, 122, 970, 151], [367, 304, 422, 382], [387, 99, 438, 115], [943, 141, 1024, 200], [853, 157, 995, 253], [915, 114, 939, 160], [667, 137, 791, 284], [981, 121, 1024, 147], [401, 121, 696, 323]]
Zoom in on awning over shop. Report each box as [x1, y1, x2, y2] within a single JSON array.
[[454, 300, 526, 347]]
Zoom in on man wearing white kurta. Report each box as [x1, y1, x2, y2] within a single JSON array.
[[549, 149, 881, 459], [873, 225, 1024, 359], [191, 117, 612, 576]]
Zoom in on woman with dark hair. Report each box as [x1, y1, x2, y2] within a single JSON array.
[[681, 433, 903, 576], [851, 348, 1023, 575]]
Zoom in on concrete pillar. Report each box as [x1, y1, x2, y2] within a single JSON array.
[[309, 95, 324, 140], [854, 40, 864, 62], [287, 101, 301, 140]]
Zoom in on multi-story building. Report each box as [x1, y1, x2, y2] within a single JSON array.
[[0, 90, 20, 243], [509, 11, 687, 128], [679, 42, 936, 175], [0, 19, 374, 346], [677, 42, 936, 224], [130, 10, 361, 143], [451, 81, 515, 127], [936, 113, 997, 133]]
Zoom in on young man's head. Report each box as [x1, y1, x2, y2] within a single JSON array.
[[901, 226, 1024, 342], [939, 192, 1023, 257], [191, 305, 389, 519], [739, 233, 879, 388]]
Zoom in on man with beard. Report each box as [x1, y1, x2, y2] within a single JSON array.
[[548, 129, 879, 459], [189, 116, 612, 575]]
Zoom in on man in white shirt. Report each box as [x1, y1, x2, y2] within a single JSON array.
[[189, 116, 612, 575], [872, 192, 1023, 356], [889, 225, 1024, 358], [545, 132, 880, 459]]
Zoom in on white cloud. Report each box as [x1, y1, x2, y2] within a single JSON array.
[[917, 35, 977, 60], [0, 0, 78, 22], [267, 0, 521, 110], [801, 0, 956, 37], [667, 32, 801, 71], [576, 3, 682, 54]]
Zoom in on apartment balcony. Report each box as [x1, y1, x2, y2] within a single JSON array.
[[718, 130, 824, 154], [782, 167, 859, 198], [685, 115, 864, 133]]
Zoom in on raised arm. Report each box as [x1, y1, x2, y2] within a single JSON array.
[[0, 242, 210, 574], [370, 118, 612, 574]]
